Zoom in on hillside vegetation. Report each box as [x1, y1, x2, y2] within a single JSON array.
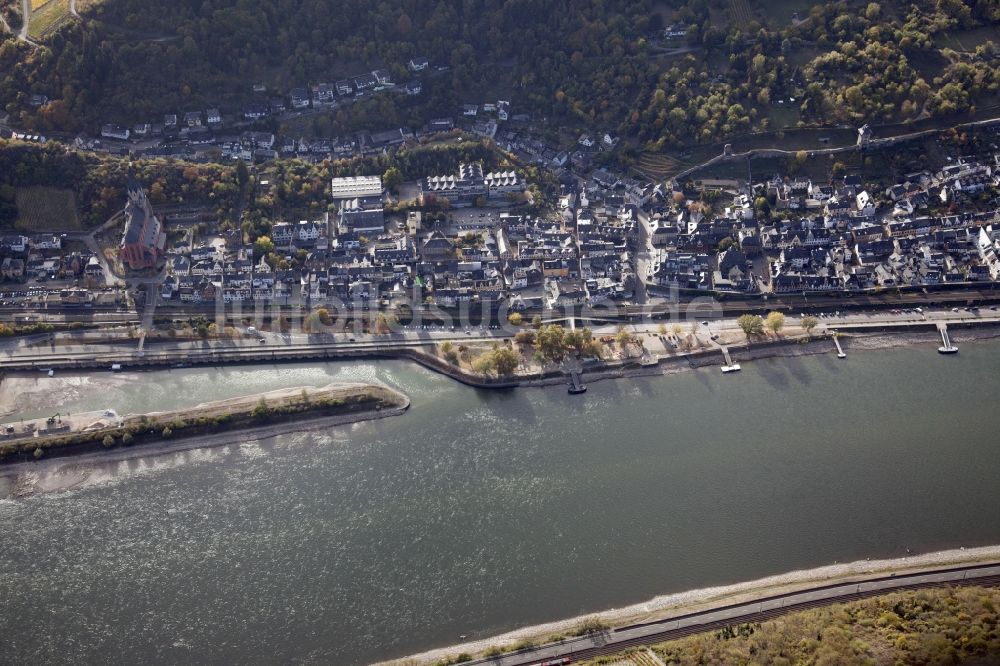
[[587, 586, 1000, 666], [0, 0, 998, 149], [0, 135, 519, 231]]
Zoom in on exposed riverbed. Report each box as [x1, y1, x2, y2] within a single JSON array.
[[1, 341, 999, 665]]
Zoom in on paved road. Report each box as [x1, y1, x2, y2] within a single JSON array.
[[63, 211, 126, 287], [5, 286, 1000, 327], [18, 0, 29, 41], [453, 562, 1000, 666], [4, 306, 995, 373], [0, 332, 509, 370]]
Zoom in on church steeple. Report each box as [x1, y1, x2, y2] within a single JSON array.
[[126, 164, 145, 205]]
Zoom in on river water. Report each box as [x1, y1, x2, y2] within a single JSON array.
[[1, 342, 999, 664]]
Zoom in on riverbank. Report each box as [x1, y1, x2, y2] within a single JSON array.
[[0, 382, 409, 468], [521, 322, 1000, 389], [4, 319, 1000, 392], [4, 322, 999, 414], [380, 545, 1000, 666]]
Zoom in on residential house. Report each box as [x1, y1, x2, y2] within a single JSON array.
[[290, 88, 310, 109], [664, 22, 688, 38], [312, 83, 336, 105], [353, 73, 378, 94], [101, 124, 130, 141], [244, 103, 268, 120]]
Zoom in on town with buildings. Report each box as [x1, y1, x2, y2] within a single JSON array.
[[3, 123, 1000, 321], [7, 3, 1000, 665]]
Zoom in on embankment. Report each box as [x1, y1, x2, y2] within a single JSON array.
[[381, 545, 1000, 666], [0, 383, 409, 465]]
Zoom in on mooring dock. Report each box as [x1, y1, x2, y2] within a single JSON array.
[[936, 322, 958, 354], [833, 334, 846, 358], [720, 346, 741, 373]]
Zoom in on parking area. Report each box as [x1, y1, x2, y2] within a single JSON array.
[[448, 207, 505, 233]]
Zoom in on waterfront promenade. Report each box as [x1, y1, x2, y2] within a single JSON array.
[[2, 307, 998, 376]]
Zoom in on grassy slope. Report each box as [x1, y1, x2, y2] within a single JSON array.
[[28, 0, 69, 39]]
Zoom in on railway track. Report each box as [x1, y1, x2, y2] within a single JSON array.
[[568, 576, 1000, 663], [461, 563, 1000, 666]]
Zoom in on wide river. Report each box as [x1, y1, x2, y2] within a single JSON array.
[[1, 341, 999, 664]]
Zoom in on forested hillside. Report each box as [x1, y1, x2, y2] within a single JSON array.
[[1, 0, 999, 149], [0, 0, 656, 130]]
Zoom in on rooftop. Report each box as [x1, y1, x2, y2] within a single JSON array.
[[331, 175, 383, 200]]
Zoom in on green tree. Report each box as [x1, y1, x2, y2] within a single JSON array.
[[565, 329, 584, 353], [514, 330, 536, 345], [535, 324, 566, 363], [737, 314, 765, 339], [615, 326, 635, 351], [254, 235, 275, 259], [472, 352, 496, 375], [507, 312, 523, 326], [801, 315, 819, 336], [236, 159, 250, 190], [383, 166, 403, 193], [440, 341, 460, 364], [102, 434, 115, 448], [765, 311, 786, 335], [491, 347, 520, 376], [251, 398, 271, 421]]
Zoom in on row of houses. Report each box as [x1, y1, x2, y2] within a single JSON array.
[[154, 168, 635, 309], [100, 68, 407, 143], [645, 154, 1000, 294], [0, 233, 105, 284]]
